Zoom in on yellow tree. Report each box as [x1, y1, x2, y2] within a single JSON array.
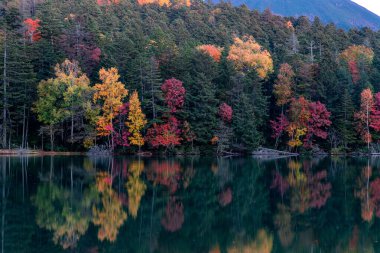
[[92, 172, 127, 242], [227, 35, 273, 78], [55, 59, 92, 144], [126, 160, 147, 218], [93, 68, 128, 149], [126, 90, 147, 151]]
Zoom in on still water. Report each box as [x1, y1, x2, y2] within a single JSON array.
[[0, 155, 379, 252]]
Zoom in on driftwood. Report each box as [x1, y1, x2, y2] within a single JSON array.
[[252, 147, 298, 157]]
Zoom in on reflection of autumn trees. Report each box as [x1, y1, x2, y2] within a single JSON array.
[[274, 204, 294, 247], [92, 172, 127, 242], [218, 187, 232, 207], [32, 183, 97, 249], [161, 196, 184, 232], [146, 160, 182, 193], [126, 160, 147, 218], [354, 164, 380, 222], [227, 229, 273, 253], [282, 160, 331, 213]]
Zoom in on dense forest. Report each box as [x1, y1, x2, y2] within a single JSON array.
[[1, 0, 380, 154]]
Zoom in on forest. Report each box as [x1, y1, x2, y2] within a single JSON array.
[[1, 0, 380, 154]]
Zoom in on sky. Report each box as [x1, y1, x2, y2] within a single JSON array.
[[352, 0, 380, 16]]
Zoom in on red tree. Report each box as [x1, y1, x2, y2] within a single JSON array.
[[219, 103, 233, 123], [24, 18, 41, 42], [270, 113, 289, 139], [145, 116, 182, 149], [161, 78, 186, 113], [304, 101, 332, 147]]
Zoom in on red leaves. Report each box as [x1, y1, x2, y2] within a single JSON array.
[[308, 170, 331, 209], [161, 197, 184, 232], [304, 101, 332, 147], [145, 116, 182, 148], [348, 61, 360, 84], [219, 103, 233, 123], [161, 78, 186, 113], [24, 18, 41, 42], [270, 113, 289, 139], [148, 161, 182, 193]]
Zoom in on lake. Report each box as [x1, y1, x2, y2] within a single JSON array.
[[0, 155, 379, 252]]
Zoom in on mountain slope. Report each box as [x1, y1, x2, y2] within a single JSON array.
[[223, 0, 380, 30]]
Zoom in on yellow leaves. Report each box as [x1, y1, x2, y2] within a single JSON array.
[[126, 161, 147, 218], [93, 68, 128, 136], [227, 229, 273, 253], [93, 172, 127, 242], [227, 35, 273, 78], [126, 91, 147, 147], [339, 45, 374, 65], [287, 125, 307, 148]]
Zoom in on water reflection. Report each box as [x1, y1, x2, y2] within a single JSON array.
[[3, 156, 380, 252]]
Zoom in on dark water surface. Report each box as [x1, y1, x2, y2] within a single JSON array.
[[1, 155, 380, 252]]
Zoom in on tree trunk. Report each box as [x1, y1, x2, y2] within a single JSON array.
[[71, 114, 74, 144], [21, 105, 26, 149], [2, 30, 7, 148], [50, 126, 54, 151]]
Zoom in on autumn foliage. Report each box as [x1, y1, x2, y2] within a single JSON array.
[[93, 68, 128, 138], [126, 91, 147, 148], [219, 103, 233, 123], [227, 35, 273, 78], [271, 94, 331, 149], [24, 18, 41, 42], [161, 197, 184, 232], [145, 116, 182, 148], [273, 63, 294, 107], [339, 45, 374, 84], [161, 78, 186, 113], [355, 88, 374, 147], [137, 0, 171, 7], [196, 44, 223, 62]]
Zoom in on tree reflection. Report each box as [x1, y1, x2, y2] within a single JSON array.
[[126, 160, 147, 218], [355, 164, 374, 222], [285, 159, 331, 213], [92, 172, 127, 242], [161, 196, 184, 232], [274, 204, 294, 247], [32, 182, 97, 249], [227, 229, 273, 253], [146, 160, 182, 193]]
